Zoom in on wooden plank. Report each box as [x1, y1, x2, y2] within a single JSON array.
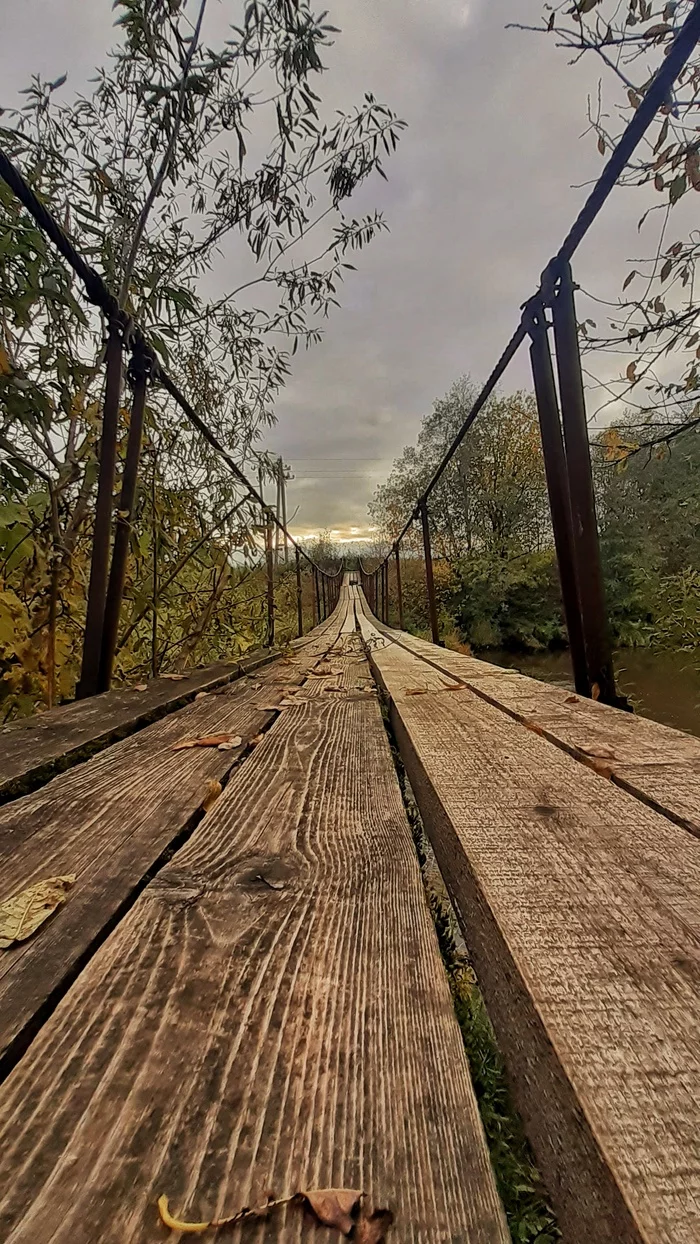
[[0, 617, 509, 1244], [0, 614, 347, 1072], [0, 650, 276, 804], [362, 599, 700, 1244], [361, 599, 700, 840]]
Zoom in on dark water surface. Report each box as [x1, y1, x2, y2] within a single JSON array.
[[487, 647, 700, 739]]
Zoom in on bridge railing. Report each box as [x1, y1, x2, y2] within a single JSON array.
[[0, 153, 344, 703], [360, 1, 700, 709]]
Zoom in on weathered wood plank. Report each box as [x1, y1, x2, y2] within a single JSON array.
[[361, 598, 700, 839], [0, 650, 276, 804], [0, 618, 509, 1244], [0, 614, 347, 1071], [362, 599, 700, 1244]]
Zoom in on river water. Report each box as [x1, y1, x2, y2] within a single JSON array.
[[487, 647, 700, 739]]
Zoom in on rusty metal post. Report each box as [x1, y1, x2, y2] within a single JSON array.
[[265, 510, 275, 647], [382, 561, 388, 624], [295, 547, 303, 637], [313, 568, 320, 627], [98, 344, 150, 692], [373, 569, 379, 617], [77, 319, 125, 698], [395, 544, 404, 631], [551, 261, 621, 707], [420, 499, 440, 645], [321, 572, 327, 620], [527, 299, 590, 697]]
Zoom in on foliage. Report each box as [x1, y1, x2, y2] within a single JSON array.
[[0, 0, 403, 716], [527, 0, 700, 448], [370, 378, 549, 559]]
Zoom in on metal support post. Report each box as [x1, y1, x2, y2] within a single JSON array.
[[77, 318, 126, 698], [295, 547, 303, 638], [551, 261, 621, 706], [265, 510, 275, 647], [420, 499, 440, 645], [98, 343, 150, 692], [527, 299, 590, 697], [395, 544, 404, 631]]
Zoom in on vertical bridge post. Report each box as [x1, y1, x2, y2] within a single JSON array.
[[395, 543, 404, 630], [527, 298, 590, 698], [420, 499, 440, 645], [98, 341, 150, 693], [551, 260, 620, 707], [77, 318, 125, 699], [313, 568, 320, 627], [265, 510, 275, 647], [295, 547, 303, 638]]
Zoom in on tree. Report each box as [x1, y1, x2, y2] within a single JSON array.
[[369, 377, 549, 559], [0, 0, 403, 713], [521, 1, 700, 446]]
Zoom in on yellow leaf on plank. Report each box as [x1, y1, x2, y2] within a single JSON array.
[[0, 875, 76, 950]]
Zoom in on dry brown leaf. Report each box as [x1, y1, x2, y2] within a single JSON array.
[[580, 744, 616, 761], [301, 1188, 363, 1235], [405, 688, 427, 696], [133, 683, 148, 692], [0, 876, 76, 950], [441, 683, 466, 692], [591, 681, 601, 701], [162, 673, 187, 681], [564, 694, 579, 704], [202, 780, 222, 812], [249, 732, 266, 746], [355, 1207, 394, 1243], [195, 691, 209, 701], [524, 719, 545, 737], [217, 736, 243, 751], [172, 733, 240, 752]]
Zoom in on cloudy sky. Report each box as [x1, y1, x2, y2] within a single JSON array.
[[1, 0, 671, 541]]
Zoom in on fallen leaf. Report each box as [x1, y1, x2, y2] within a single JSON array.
[[262, 704, 284, 712], [202, 780, 222, 812], [280, 697, 300, 706], [133, 683, 148, 692], [355, 1207, 394, 1243], [524, 719, 545, 737], [217, 736, 243, 751], [172, 733, 241, 751], [591, 682, 601, 701], [249, 732, 265, 746], [580, 745, 616, 761], [405, 688, 427, 696], [441, 683, 466, 692], [195, 692, 209, 701], [565, 694, 579, 704], [158, 1193, 291, 1235], [301, 1188, 363, 1235], [162, 673, 187, 681], [0, 876, 76, 949]]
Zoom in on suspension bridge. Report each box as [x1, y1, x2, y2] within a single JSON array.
[[3, 4, 700, 1242]]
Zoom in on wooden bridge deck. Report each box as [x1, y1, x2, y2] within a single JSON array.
[[1, 576, 700, 1242]]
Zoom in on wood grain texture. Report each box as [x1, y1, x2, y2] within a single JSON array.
[[0, 615, 348, 1068], [364, 601, 700, 840], [361, 598, 700, 1244], [0, 650, 276, 804], [0, 610, 509, 1244]]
